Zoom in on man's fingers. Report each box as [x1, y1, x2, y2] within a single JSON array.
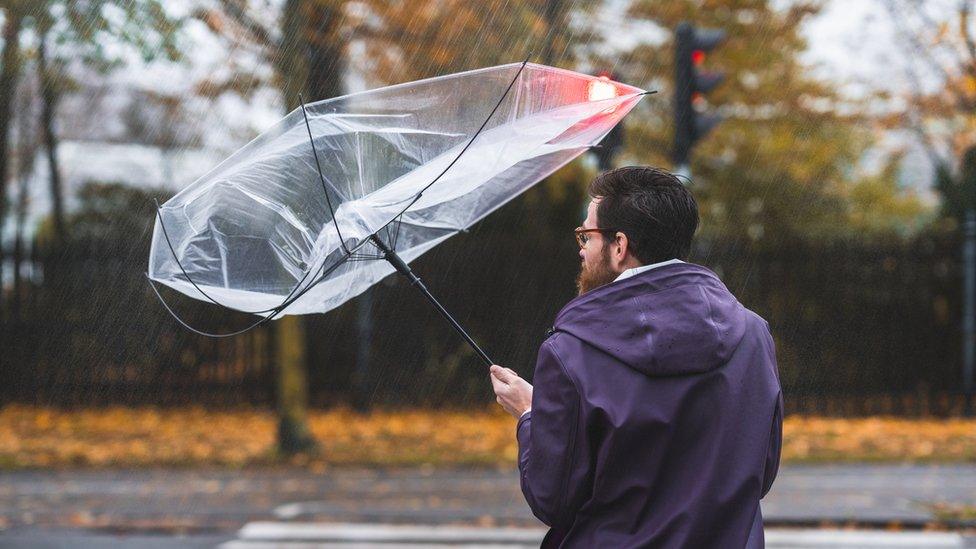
[[490, 364, 513, 383], [489, 374, 507, 394], [489, 374, 501, 390], [490, 365, 527, 419]]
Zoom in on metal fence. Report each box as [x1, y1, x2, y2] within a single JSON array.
[[0, 218, 965, 415]]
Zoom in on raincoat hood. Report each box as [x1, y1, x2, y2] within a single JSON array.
[[553, 262, 748, 377]]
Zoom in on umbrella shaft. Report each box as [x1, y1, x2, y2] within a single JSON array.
[[369, 235, 493, 368]]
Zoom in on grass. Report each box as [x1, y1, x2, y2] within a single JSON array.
[[0, 405, 974, 469]]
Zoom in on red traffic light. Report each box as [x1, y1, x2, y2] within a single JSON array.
[[692, 50, 705, 65]]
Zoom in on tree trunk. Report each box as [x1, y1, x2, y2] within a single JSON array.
[[11, 165, 27, 318], [274, 314, 316, 454], [12, 80, 35, 320], [277, 0, 306, 109], [303, 1, 345, 102], [38, 35, 65, 243], [0, 12, 24, 312], [353, 290, 373, 412], [270, 0, 349, 456], [272, 0, 315, 457]]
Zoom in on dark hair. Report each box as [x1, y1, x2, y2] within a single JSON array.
[[587, 166, 699, 264]]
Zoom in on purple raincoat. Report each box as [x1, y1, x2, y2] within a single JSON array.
[[517, 262, 782, 548]]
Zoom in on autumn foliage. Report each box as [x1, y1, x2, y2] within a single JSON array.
[[0, 406, 973, 469]]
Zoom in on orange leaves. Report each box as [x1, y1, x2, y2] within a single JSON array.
[[0, 405, 518, 468], [782, 416, 976, 463], [0, 405, 276, 468], [302, 408, 519, 466], [0, 405, 973, 468]]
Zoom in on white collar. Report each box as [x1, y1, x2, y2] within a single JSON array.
[[614, 258, 684, 282]]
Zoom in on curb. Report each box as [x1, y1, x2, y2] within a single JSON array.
[[220, 522, 976, 548]]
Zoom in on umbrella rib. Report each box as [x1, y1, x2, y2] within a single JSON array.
[[151, 201, 382, 336], [300, 95, 351, 255], [348, 253, 383, 262], [151, 200, 320, 316], [383, 222, 395, 250], [392, 213, 403, 250], [153, 93, 393, 319], [394, 56, 532, 219], [146, 275, 281, 338], [146, 246, 355, 338]]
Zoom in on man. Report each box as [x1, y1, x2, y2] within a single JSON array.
[[490, 166, 782, 548]]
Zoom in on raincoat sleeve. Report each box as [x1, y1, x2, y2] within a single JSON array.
[[761, 320, 783, 498], [762, 391, 784, 498], [516, 338, 588, 529]]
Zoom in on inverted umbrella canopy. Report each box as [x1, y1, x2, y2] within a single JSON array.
[[148, 62, 648, 342]]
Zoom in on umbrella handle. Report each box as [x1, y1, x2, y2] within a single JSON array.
[[369, 235, 494, 368]]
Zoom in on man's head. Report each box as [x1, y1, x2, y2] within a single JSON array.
[[576, 166, 699, 295]]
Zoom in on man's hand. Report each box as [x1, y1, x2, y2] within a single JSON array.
[[489, 365, 533, 419]]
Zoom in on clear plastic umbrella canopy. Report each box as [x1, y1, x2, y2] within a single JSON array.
[[148, 62, 646, 318]]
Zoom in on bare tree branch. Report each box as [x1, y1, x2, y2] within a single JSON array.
[[912, 0, 970, 73], [900, 40, 951, 168], [958, 0, 976, 87], [216, 0, 277, 50], [882, 0, 972, 109]]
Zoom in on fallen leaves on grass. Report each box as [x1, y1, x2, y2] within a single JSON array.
[[0, 405, 518, 468], [0, 405, 973, 468], [783, 416, 976, 462]]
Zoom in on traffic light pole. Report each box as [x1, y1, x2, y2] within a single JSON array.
[[965, 209, 975, 416]]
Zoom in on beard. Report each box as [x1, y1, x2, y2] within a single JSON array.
[[576, 244, 619, 296]]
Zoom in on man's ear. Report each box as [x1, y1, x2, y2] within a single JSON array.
[[614, 232, 628, 261]]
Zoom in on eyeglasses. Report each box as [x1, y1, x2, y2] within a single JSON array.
[[574, 226, 617, 249]]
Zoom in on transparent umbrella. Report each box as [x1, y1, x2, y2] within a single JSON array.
[[148, 61, 651, 363]]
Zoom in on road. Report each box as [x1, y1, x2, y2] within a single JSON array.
[[0, 464, 973, 547]]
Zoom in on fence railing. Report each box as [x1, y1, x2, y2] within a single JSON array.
[[0, 227, 966, 415]]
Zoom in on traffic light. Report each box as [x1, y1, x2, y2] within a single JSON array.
[[672, 22, 726, 170]]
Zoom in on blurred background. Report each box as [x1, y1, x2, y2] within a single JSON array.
[[0, 0, 975, 547]]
